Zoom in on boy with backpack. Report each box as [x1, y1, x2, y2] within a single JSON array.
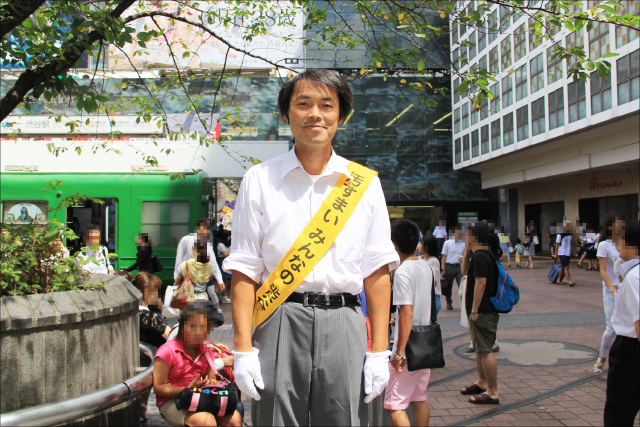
[[514, 239, 525, 269]]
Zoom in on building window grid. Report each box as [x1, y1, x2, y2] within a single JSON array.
[[502, 75, 513, 108], [502, 112, 515, 146], [514, 25, 527, 62], [488, 11, 499, 43], [454, 78, 460, 104], [547, 45, 563, 85], [566, 30, 585, 68], [515, 64, 528, 101], [462, 103, 470, 129], [501, 36, 512, 71], [478, 24, 487, 52], [530, 53, 544, 94], [453, 48, 460, 70], [617, 49, 640, 105], [481, 124, 490, 154], [568, 80, 587, 122], [590, 70, 612, 114], [589, 21, 610, 60], [480, 97, 489, 120], [516, 105, 529, 141], [500, 5, 511, 31], [531, 96, 546, 136], [548, 87, 565, 130], [463, 134, 470, 161], [452, 22, 458, 46], [477, 55, 487, 74], [471, 103, 479, 125], [490, 81, 501, 114], [454, 107, 461, 133], [471, 130, 480, 157], [528, 18, 540, 51], [455, 138, 462, 163], [616, 1, 640, 47], [491, 118, 501, 150], [468, 31, 477, 61], [489, 46, 500, 73]]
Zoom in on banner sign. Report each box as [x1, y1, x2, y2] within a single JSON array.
[[108, 1, 305, 70], [1, 115, 161, 135]]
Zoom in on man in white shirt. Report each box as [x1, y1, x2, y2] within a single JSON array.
[[223, 69, 399, 426], [77, 225, 114, 274], [441, 226, 465, 310], [554, 224, 576, 286], [604, 219, 639, 426], [433, 220, 448, 256]]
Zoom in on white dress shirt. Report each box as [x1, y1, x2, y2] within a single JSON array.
[[442, 239, 465, 265], [77, 246, 112, 274], [433, 226, 447, 239], [612, 258, 639, 338], [223, 148, 400, 295], [174, 234, 223, 284]]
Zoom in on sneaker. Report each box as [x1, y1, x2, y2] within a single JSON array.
[[465, 344, 475, 353], [221, 297, 232, 304], [447, 302, 453, 310]]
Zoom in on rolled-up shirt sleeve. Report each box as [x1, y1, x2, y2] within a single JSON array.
[[222, 171, 266, 283], [360, 176, 400, 279]]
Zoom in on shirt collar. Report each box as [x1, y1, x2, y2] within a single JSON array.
[[280, 146, 352, 180], [620, 257, 640, 279], [172, 338, 208, 361]]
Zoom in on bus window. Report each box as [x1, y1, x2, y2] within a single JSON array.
[[141, 201, 189, 247], [2, 201, 48, 224]]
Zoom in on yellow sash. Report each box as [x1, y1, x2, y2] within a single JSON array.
[[252, 161, 377, 327]]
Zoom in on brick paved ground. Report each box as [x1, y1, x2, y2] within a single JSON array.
[[143, 256, 639, 426]]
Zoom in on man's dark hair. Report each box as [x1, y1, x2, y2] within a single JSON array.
[[422, 234, 439, 258], [391, 219, 420, 255], [278, 69, 354, 123], [196, 217, 210, 229], [623, 219, 639, 248], [468, 221, 490, 246], [85, 224, 100, 233]]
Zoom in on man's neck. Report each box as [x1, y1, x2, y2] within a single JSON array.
[[469, 243, 488, 252], [398, 253, 418, 264], [294, 142, 332, 175]]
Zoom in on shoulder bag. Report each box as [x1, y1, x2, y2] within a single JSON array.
[[404, 270, 445, 371], [151, 253, 163, 273], [171, 263, 195, 309]]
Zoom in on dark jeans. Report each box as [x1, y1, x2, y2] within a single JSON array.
[[604, 335, 640, 426], [436, 238, 446, 257], [443, 263, 463, 304]]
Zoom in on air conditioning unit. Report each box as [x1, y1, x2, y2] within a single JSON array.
[[5, 165, 42, 171], [131, 165, 171, 172]]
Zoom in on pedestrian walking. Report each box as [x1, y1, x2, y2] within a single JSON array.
[[441, 227, 465, 310], [523, 224, 535, 269], [385, 219, 434, 426], [554, 224, 576, 286], [422, 234, 442, 315], [175, 238, 219, 303], [223, 69, 399, 426], [76, 224, 115, 274], [123, 233, 154, 274], [460, 221, 500, 405], [433, 220, 448, 256], [514, 238, 524, 268], [497, 227, 511, 269], [603, 219, 639, 427]]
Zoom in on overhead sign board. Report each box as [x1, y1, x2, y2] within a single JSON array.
[[0, 115, 161, 135]]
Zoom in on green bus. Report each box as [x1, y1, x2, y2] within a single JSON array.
[[0, 171, 214, 285]]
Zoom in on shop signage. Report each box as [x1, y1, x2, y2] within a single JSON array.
[[458, 211, 479, 217], [590, 177, 622, 190]]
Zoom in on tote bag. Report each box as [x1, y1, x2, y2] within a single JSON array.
[[171, 263, 195, 309]]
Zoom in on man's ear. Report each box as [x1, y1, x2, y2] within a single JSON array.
[[283, 114, 289, 124]]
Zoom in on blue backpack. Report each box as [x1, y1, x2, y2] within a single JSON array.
[[480, 250, 520, 313]]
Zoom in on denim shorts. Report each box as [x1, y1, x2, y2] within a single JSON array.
[[559, 255, 570, 267]]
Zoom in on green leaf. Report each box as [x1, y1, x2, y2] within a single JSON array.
[[603, 52, 619, 58], [417, 60, 425, 71]]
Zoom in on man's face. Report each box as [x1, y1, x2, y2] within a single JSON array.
[[284, 79, 343, 150], [196, 225, 208, 240], [85, 230, 100, 247]]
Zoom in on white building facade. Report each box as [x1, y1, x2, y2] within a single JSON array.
[[451, 0, 640, 246]]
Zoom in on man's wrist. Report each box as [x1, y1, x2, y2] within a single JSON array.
[[393, 351, 404, 360], [471, 309, 478, 314]]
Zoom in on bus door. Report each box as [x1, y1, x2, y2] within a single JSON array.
[[66, 198, 118, 268]]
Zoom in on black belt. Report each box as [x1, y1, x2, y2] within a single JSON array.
[[286, 292, 360, 307]]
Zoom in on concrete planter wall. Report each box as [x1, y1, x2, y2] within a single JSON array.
[[0, 274, 142, 426]]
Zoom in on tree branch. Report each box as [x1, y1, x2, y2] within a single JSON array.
[[0, 0, 136, 122], [0, 0, 47, 40]]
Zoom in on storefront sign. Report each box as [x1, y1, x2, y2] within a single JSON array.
[[458, 211, 479, 217], [590, 177, 622, 190]]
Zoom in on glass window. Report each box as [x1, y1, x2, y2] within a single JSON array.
[[516, 105, 529, 141], [545, 2, 560, 38], [589, 21, 610, 60], [453, 78, 460, 104], [2, 201, 49, 224], [452, 21, 458, 46], [471, 105, 479, 126], [530, 53, 544, 94], [454, 107, 461, 133], [455, 138, 462, 164], [502, 75, 513, 108], [489, 46, 500, 73], [616, 1, 640, 47], [548, 87, 565, 130], [481, 124, 490, 154], [478, 23, 487, 52], [460, 22, 467, 37], [515, 64, 528, 101], [472, 130, 480, 157], [141, 201, 190, 247], [547, 45, 563, 85], [468, 31, 477, 61], [500, 5, 511, 31], [531, 96, 546, 136], [480, 96, 489, 120], [514, 25, 527, 62], [488, 11, 499, 43], [501, 35, 512, 71], [617, 49, 640, 105], [566, 30, 585, 68], [462, 103, 470, 129], [490, 81, 501, 114], [491, 118, 501, 150], [478, 55, 487, 73], [529, 18, 540, 51], [463, 134, 470, 160], [568, 81, 587, 122], [590, 70, 612, 114], [502, 112, 515, 146], [453, 48, 460, 70]]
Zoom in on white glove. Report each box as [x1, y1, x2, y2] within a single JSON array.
[[232, 348, 264, 401], [363, 350, 392, 404]]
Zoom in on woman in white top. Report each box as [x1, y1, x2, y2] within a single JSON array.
[[421, 234, 442, 315], [603, 219, 639, 426], [594, 221, 621, 375]]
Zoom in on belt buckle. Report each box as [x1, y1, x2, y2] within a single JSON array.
[[303, 293, 309, 307], [324, 293, 331, 306]]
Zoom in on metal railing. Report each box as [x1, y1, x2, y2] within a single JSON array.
[[0, 344, 155, 427]]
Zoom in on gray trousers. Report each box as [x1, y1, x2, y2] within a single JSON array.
[[443, 263, 463, 304], [252, 301, 368, 426]]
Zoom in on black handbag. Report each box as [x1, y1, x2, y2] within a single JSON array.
[[151, 254, 163, 273], [405, 271, 445, 371]]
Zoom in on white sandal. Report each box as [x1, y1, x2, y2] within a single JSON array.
[[594, 359, 606, 375]]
